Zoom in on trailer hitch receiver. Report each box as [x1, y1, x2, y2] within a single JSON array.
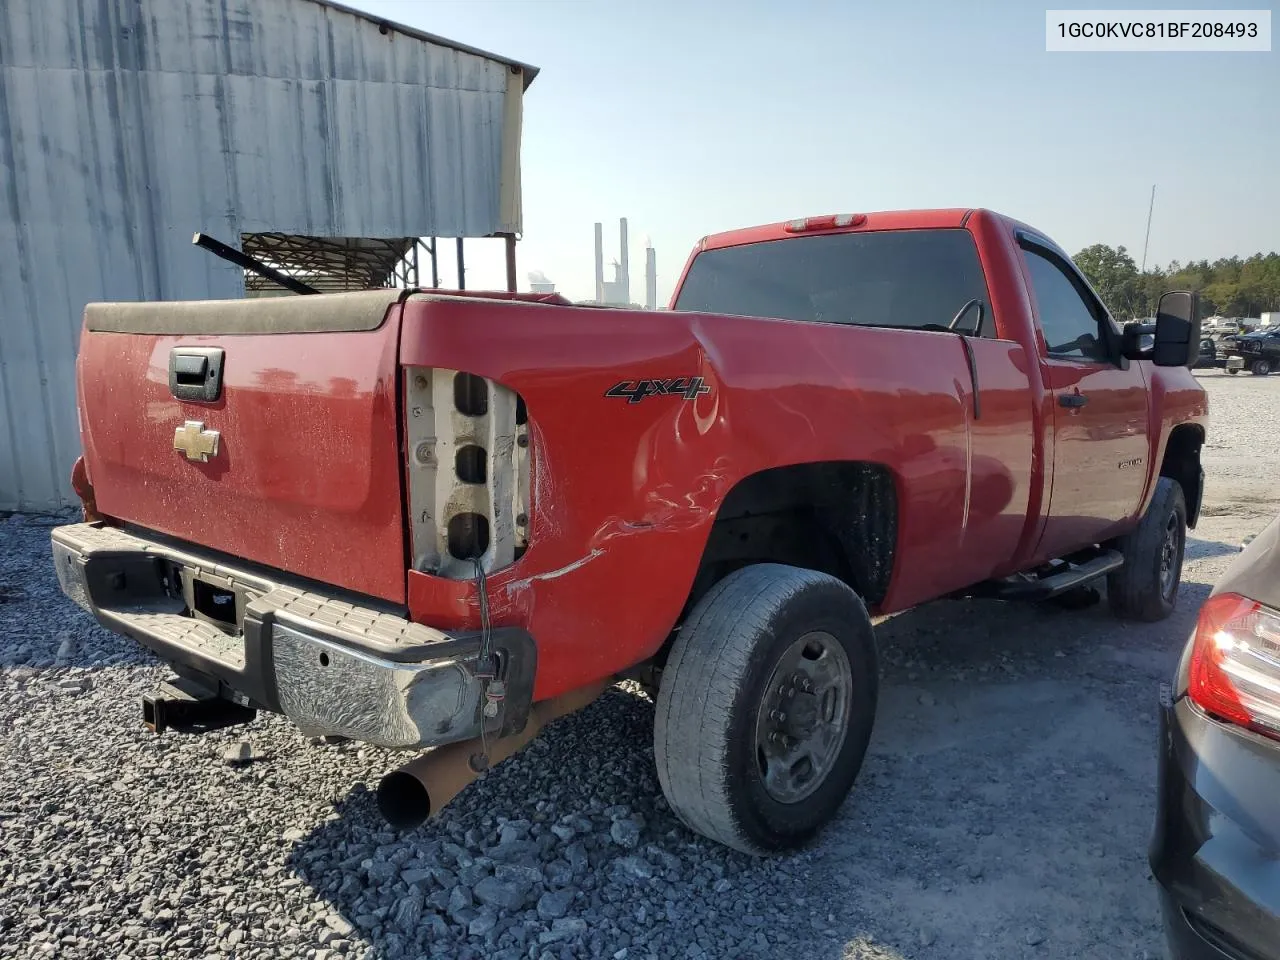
[[143, 676, 257, 734]]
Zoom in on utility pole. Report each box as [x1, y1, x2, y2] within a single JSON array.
[[1140, 184, 1156, 273]]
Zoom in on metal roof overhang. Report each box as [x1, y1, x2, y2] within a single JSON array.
[[304, 0, 539, 88]]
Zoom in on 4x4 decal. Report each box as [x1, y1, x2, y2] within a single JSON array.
[[605, 377, 712, 404]]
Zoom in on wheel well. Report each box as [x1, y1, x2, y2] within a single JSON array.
[[683, 462, 897, 620], [1161, 424, 1204, 529]]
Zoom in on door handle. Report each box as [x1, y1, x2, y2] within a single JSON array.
[[1058, 393, 1089, 409]]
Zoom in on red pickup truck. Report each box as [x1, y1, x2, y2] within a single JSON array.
[[52, 208, 1208, 855]]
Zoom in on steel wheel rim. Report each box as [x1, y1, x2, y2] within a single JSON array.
[[1159, 513, 1182, 598], [753, 631, 853, 804]]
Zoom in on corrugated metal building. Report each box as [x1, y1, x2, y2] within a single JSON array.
[[0, 0, 536, 510]]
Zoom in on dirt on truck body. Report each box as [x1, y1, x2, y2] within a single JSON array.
[[52, 207, 1208, 854]]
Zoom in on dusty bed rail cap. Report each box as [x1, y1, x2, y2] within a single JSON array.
[[84, 289, 409, 336]]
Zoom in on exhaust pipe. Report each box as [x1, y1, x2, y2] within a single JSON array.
[[377, 680, 609, 829]]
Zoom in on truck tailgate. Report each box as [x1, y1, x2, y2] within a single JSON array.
[[77, 291, 408, 603]]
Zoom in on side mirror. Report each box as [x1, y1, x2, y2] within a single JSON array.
[[1153, 291, 1201, 367]]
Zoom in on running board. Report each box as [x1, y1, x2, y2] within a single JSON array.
[[961, 549, 1124, 602]]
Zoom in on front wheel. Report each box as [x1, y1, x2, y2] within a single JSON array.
[[1226, 367, 1240, 375], [1107, 477, 1186, 621], [1251, 359, 1273, 376], [653, 564, 878, 855]]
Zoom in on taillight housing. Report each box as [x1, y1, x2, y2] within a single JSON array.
[[403, 368, 531, 579], [1188, 592, 1280, 741]]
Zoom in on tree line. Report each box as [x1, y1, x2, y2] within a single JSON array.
[[1073, 244, 1280, 320]]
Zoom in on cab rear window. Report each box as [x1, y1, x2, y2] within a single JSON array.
[[674, 228, 995, 337]]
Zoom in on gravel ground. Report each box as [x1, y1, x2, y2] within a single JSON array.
[[2, 371, 1277, 960]]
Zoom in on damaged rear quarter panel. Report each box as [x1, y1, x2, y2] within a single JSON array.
[[399, 296, 1033, 700]]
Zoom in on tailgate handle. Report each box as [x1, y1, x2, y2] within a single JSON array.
[[169, 347, 224, 402], [174, 355, 206, 381]]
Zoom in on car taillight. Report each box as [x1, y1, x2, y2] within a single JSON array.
[[403, 368, 531, 579], [1188, 592, 1280, 740]]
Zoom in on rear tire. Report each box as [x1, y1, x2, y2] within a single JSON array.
[[653, 564, 877, 855], [1226, 367, 1240, 375], [1107, 477, 1186, 622], [1251, 359, 1272, 376]]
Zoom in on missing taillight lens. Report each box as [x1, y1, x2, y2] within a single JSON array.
[[454, 372, 488, 416], [403, 366, 531, 578], [455, 445, 487, 485], [1188, 592, 1280, 740], [448, 513, 490, 561]]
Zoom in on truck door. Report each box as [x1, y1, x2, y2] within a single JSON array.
[[1017, 237, 1150, 559]]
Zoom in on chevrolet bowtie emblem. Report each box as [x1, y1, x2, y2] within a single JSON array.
[[173, 420, 220, 462]]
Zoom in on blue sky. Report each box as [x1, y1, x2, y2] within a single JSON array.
[[352, 0, 1278, 304]]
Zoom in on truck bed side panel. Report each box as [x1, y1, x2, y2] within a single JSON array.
[[398, 295, 1035, 699]]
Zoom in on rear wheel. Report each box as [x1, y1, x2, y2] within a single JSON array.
[[1251, 359, 1272, 376], [1226, 367, 1240, 375], [653, 564, 877, 855], [1107, 477, 1186, 622]]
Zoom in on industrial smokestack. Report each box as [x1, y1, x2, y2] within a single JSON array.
[[645, 244, 657, 311], [593, 223, 604, 303], [619, 218, 629, 306]]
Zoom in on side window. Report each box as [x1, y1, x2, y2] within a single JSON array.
[[1020, 245, 1111, 362]]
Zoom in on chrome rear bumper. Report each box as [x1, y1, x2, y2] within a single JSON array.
[[50, 523, 535, 749]]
